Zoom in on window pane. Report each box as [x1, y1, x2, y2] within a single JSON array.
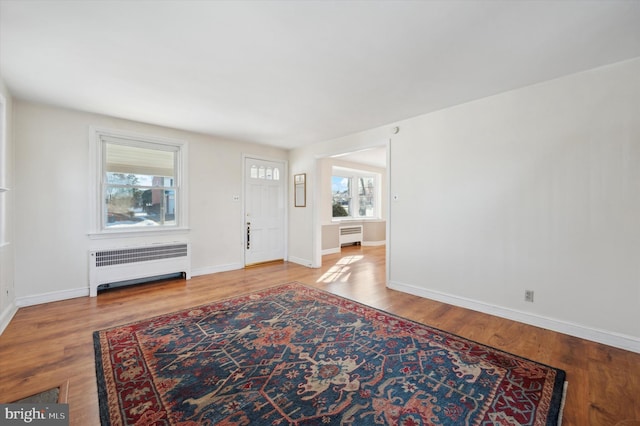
[[332, 176, 350, 217], [103, 140, 179, 229], [358, 177, 375, 217], [106, 186, 176, 228]]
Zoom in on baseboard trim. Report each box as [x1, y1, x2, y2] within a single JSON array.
[[288, 256, 316, 268], [15, 287, 88, 308], [13, 263, 243, 308], [0, 302, 18, 335], [321, 248, 341, 256], [191, 262, 243, 277], [10, 260, 294, 308], [388, 280, 640, 354]]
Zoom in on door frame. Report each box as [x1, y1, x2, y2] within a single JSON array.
[[242, 154, 288, 267], [311, 140, 390, 275]]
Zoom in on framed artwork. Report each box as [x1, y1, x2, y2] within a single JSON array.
[[294, 173, 306, 207]]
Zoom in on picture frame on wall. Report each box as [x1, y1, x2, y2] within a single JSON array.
[[294, 173, 306, 207]]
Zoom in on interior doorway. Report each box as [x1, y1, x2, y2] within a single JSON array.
[[313, 144, 389, 271]]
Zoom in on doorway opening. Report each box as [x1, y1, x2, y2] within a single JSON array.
[[313, 144, 389, 275]]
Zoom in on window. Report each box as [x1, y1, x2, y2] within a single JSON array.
[[91, 128, 187, 234], [332, 167, 380, 219], [250, 164, 281, 181]]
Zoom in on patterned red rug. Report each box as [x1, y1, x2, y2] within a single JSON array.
[[94, 282, 566, 425]]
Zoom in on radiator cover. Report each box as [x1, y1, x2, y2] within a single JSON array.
[[339, 225, 363, 246], [89, 243, 191, 296]]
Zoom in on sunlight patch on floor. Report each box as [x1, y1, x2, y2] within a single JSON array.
[[316, 255, 363, 283]]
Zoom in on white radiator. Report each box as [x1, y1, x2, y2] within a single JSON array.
[[339, 225, 363, 246], [89, 242, 191, 297]]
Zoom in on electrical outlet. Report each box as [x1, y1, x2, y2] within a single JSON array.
[[524, 290, 534, 303]]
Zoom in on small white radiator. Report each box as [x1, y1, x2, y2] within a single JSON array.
[[89, 242, 191, 297], [339, 225, 363, 246]]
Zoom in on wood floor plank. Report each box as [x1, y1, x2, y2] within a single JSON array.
[[0, 245, 638, 425]]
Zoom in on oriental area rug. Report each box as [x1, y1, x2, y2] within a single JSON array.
[[94, 282, 566, 425]]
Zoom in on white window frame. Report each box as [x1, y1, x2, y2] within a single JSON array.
[[89, 127, 188, 237], [331, 166, 381, 220]]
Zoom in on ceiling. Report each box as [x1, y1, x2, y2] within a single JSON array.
[[1, 1, 639, 150], [330, 146, 387, 169]]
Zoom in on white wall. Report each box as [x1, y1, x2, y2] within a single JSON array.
[[292, 58, 640, 352], [0, 77, 16, 333], [13, 101, 287, 303], [389, 58, 640, 351], [287, 149, 316, 267]]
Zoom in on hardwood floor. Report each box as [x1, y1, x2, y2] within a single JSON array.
[[1, 245, 638, 425]]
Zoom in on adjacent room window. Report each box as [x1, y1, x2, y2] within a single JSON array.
[[91, 128, 187, 234], [332, 167, 380, 219]]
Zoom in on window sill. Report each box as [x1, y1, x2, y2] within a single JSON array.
[[88, 227, 190, 240]]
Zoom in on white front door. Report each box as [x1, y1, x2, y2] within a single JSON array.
[[244, 157, 286, 265]]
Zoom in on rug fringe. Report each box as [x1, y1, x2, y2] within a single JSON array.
[[558, 381, 568, 426]]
